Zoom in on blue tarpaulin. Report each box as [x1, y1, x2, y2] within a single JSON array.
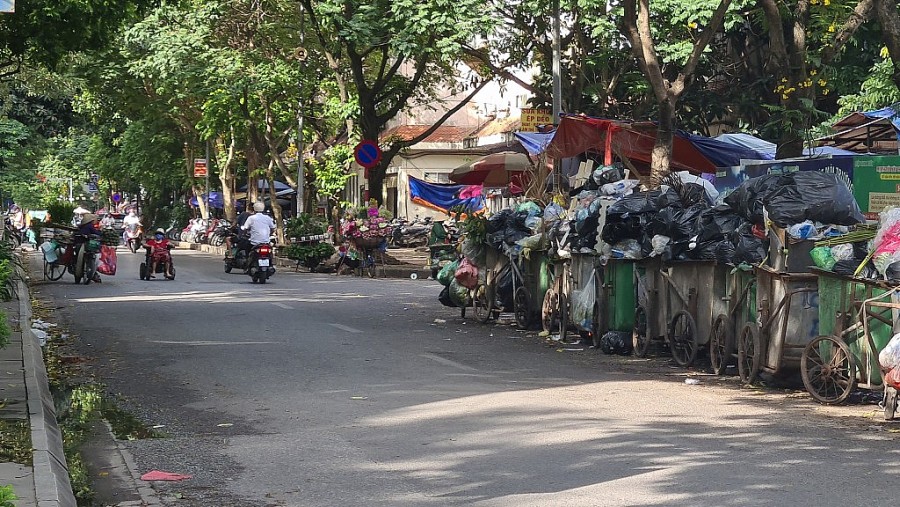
[[408, 177, 484, 215], [715, 133, 859, 158], [861, 106, 900, 142], [515, 132, 555, 155], [190, 192, 225, 208]]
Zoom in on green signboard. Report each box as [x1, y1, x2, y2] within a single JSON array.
[[852, 156, 900, 220]]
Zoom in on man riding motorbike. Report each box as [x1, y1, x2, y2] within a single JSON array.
[[240, 202, 275, 261]]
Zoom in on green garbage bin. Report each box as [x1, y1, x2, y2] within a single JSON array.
[[605, 259, 635, 333]]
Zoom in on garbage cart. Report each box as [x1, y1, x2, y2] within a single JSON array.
[[801, 270, 900, 417], [736, 266, 819, 384]]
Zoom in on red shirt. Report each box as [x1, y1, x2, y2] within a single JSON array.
[[145, 238, 169, 253]]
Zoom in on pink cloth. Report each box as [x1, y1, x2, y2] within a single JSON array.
[[140, 470, 193, 482], [458, 185, 483, 199]]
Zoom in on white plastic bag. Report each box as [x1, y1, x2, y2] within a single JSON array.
[[879, 333, 900, 370], [571, 273, 597, 331]]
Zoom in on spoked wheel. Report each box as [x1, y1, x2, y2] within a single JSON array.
[[82, 256, 96, 285], [667, 310, 698, 367], [45, 261, 66, 281], [884, 387, 897, 421], [632, 305, 650, 357], [513, 286, 532, 329], [801, 335, 856, 404], [709, 314, 734, 375], [737, 323, 762, 384], [541, 289, 559, 334], [474, 284, 495, 324]]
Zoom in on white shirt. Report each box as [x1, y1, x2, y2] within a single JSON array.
[[123, 215, 140, 226], [242, 213, 276, 245]]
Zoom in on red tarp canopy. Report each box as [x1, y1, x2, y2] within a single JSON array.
[[545, 116, 719, 174]]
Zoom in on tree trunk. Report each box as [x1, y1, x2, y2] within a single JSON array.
[[651, 99, 676, 187], [875, 0, 900, 91], [216, 134, 237, 222]]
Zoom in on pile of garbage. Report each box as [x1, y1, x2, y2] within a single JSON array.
[[592, 170, 866, 267]]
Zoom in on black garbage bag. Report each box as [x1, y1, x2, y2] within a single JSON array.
[[655, 188, 684, 210], [853, 241, 869, 261], [763, 172, 865, 228], [680, 183, 713, 207], [732, 223, 767, 265], [689, 240, 720, 261], [495, 264, 515, 310], [886, 261, 900, 283], [649, 203, 706, 242], [438, 286, 456, 307], [487, 209, 513, 234], [715, 240, 737, 265], [724, 174, 785, 223], [697, 205, 746, 243], [833, 259, 878, 278], [602, 214, 651, 244], [599, 331, 633, 355]]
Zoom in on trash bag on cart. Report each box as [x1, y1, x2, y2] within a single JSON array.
[[438, 286, 455, 307], [879, 333, 900, 371], [495, 265, 515, 310], [697, 205, 745, 243], [732, 223, 767, 265], [599, 331, 633, 355], [454, 257, 479, 290], [449, 279, 469, 307], [437, 260, 459, 287], [763, 172, 865, 228], [885, 366, 900, 390], [724, 174, 784, 223], [571, 274, 597, 330]]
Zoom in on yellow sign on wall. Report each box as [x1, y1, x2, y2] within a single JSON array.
[[520, 108, 552, 132]]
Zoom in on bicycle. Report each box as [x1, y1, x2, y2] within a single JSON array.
[[40, 239, 67, 281]]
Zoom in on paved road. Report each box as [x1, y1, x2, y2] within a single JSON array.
[[32, 248, 900, 507]]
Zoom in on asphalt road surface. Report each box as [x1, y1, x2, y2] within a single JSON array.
[[31, 247, 900, 507]]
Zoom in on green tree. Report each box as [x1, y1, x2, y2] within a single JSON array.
[[302, 0, 497, 204]]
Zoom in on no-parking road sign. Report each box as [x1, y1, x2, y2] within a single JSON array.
[[354, 140, 382, 169]]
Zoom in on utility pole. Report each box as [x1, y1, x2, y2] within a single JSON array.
[[551, 0, 561, 125], [295, 3, 306, 216]]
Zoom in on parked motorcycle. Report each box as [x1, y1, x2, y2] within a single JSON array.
[[207, 219, 231, 247], [123, 223, 144, 253], [391, 216, 433, 247], [247, 242, 276, 284]]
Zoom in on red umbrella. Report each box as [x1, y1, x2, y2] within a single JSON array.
[[449, 152, 533, 186]]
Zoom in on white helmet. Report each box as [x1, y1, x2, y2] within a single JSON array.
[[253, 201, 265, 212]]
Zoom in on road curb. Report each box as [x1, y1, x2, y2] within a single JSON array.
[[17, 270, 77, 507]]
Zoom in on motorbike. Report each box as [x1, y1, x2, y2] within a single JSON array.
[[123, 223, 143, 253], [391, 216, 433, 247], [207, 219, 231, 247], [247, 242, 276, 284]]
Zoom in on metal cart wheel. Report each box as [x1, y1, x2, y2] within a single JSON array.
[[632, 305, 650, 358], [737, 323, 762, 384], [884, 387, 897, 421], [473, 284, 494, 324], [541, 289, 558, 334], [668, 310, 698, 367], [709, 314, 734, 376], [801, 335, 856, 405], [514, 286, 532, 329]]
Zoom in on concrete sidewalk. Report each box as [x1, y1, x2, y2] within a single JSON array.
[[0, 267, 76, 507]]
